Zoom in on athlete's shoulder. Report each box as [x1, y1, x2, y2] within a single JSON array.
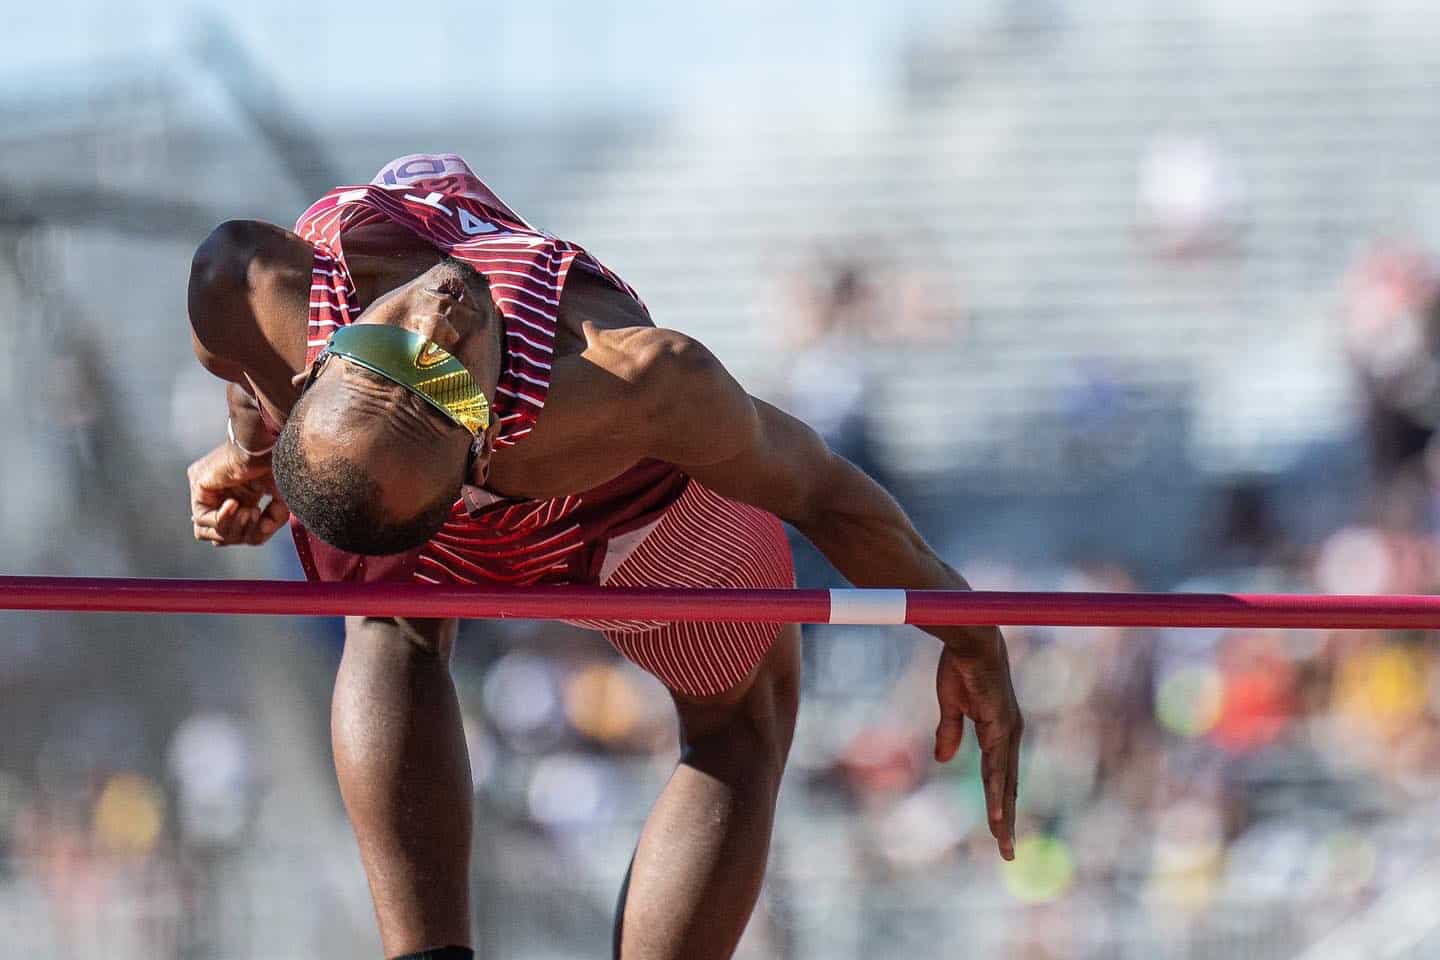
[[188, 219, 312, 376], [558, 267, 652, 334]]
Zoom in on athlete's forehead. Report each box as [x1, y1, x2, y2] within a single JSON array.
[[306, 360, 456, 443]]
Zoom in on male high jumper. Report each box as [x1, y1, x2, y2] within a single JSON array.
[[185, 154, 1022, 960]]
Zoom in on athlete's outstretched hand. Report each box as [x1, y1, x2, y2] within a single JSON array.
[[187, 440, 289, 547], [933, 627, 1023, 860]]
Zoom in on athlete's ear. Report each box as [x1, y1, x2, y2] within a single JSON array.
[[289, 369, 309, 390], [290, 357, 326, 396], [467, 418, 502, 487]]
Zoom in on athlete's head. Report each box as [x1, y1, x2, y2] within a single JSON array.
[[273, 257, 504, 555]]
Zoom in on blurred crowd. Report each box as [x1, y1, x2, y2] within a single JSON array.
[[7, 4, 1440, 956], [7, 234, 1440, 958], [438, 238, 1440, 959]]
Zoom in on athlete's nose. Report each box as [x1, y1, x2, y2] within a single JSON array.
[[427, 275, 467, 301], [410, 287, 464, 347]]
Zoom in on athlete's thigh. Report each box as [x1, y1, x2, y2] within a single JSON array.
[[592, 481, 798, 701]]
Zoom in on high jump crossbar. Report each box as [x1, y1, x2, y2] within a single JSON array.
[[0, 577, 1438, 629]]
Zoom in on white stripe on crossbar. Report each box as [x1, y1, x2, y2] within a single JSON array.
[[828, 589, 908, 625]]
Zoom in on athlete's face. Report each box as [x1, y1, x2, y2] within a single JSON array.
[[302, 257, 505, 492], [350, 257, 505, 399]]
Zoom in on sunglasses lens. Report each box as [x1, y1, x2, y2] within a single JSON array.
[[302, 327, 490, 435]]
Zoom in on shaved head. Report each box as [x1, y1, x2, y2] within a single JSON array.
[[273, 362, 470, 555]]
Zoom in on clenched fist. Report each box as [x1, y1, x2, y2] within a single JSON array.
[[187, 440, 289, 547]]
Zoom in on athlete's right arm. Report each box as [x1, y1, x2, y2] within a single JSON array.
[[186, 385, 290, 546], [186, 220, 313, 547], [188, 219, 313, 401]]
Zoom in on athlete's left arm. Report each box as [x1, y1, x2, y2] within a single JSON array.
[[638, 334, 969, 600], [638, 332, 1023, 860]]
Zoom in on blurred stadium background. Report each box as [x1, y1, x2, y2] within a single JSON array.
[[5, 0, 1440, 956]]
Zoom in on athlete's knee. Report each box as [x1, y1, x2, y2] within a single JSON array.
[[755, 645, 801, 757], [678, 632, 800, 786], [753, 626, 801, 747], [697, 704, 794, 796], [344, 615, 458, 662]]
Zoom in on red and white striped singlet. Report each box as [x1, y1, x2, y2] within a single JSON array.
[[287, 155, 793, 696]]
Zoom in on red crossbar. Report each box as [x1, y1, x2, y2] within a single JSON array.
[[0, 576, 1438, 629]]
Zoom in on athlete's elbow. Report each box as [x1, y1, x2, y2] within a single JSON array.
[[793, 451, 885, 539], [806, 458, 845, 526], [191, 221, 262, 297], [188, 221, 260, 343], [189, 219, 304, 321]]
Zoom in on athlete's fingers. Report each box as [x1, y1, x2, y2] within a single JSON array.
[[219, 483, 265, 508], [234, 507, 262, 540], [191, 503, 224, 528], [212, 500, 255, 542], [247, 497, 290, 545], [935, 649, 970, 762], [193, 523, 226, 544], [980, 734, 1012, 859], [192, 483, 251, 522], [978, 720, 1019, 860], [214, 498, 239, 529], [981, 731, 1001, 824], [262, 495, 289, 528], [191, 498, 233, 531], [934, 714, 965, 763], [195, 496, 280, 546], [260, 471, 283, 498], [1002, 726, 1021, 860], [193, 464, 242, 493], [241, 500, 283, 545], [191, 479, 234, 516], [195, 476, 265, 512]]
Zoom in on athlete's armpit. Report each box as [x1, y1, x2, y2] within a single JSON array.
[[553, 265, 652, 346], [671, 396, 835, 528]]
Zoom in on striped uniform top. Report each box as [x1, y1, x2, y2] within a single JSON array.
[[288, 154, 688, 587]]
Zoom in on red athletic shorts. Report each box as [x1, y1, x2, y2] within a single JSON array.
[[568, 481, 794, 698]]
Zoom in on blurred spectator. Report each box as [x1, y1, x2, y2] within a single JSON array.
[[10, 4, 1440, 956], [166, 713, 255, 849], [1314, 476, 1438, 596], [776, 259, 884, 479], [1136, 132, 1245, 258], [1203, 478, 1288, 572], [1342, 242, 1440, 481], [1057, 365, 1144, 477]]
